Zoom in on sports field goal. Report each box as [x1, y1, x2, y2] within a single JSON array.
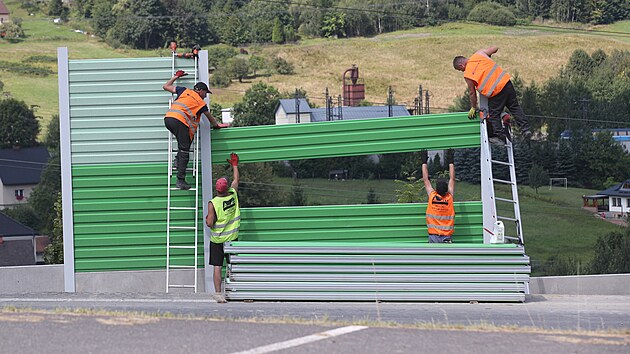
[[549, 177, 568, 190]]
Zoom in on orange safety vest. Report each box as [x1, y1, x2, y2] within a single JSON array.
[[426, 190, 455, 236], [165, 88, 207, 140], [463, 53, 511, 98]]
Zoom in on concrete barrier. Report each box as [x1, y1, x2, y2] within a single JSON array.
[[0, 265, 64, 293], [529, 274, 630, 295], [1, 265, 628, 296]]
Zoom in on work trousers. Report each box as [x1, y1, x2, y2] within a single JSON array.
[[488, 81, 530, 139], [164, 117, 192, 181]]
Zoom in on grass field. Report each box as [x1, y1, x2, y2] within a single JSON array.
[[274, 177, 623, 275], [1, 0, 629, 137]]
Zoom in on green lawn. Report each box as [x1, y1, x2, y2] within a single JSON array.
[[275, 177, 624, 275]]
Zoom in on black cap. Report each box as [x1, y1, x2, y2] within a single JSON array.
[[193, 82, 212, 94]]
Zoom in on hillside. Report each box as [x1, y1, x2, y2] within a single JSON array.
[[1, 0, 629, 136]]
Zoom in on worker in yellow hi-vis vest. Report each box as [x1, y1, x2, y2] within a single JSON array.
[[421, 149, 455, 243], [205, 153, 240, 303]]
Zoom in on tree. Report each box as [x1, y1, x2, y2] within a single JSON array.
[[232, 82, 281, 127], [165, 0, 215, 48], [226, 57, 249, 83], [43, 193, 63, 264], [271, 17, 284, 44], [1, 18, 26, 42], [321, 11, 346, 38], [48, 0, 68, 19], [92, 0, 117, 37], [271, 57, 294, 75], [589, 228, 630, 274], [528, 164, 548, 193], [221, 15, 248, 46], [0, 98, 39, 148], [248, 55, 266, 77], [107, 0, 167, 49]]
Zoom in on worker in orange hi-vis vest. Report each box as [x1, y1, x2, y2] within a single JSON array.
[[453, 46, 532, 146], [163, 71, 228, 190], [421, 149, 456, 244]]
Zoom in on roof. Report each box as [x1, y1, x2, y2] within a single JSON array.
[[0, 1, 9, 15], [0, 212, 36, 237], [597, 179, 630, 198], [311, 105, 410, 122], [0, 146, 50, 185], [277, 98, 312, 114]]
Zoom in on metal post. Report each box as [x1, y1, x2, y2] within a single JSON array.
[[418, 85, 423, 115], [337, 95, 343, 120], [388, 86, 393, 117], [425, 90, 430, 115], [325, 87, 331, 121], [295, 89, 300, 123]]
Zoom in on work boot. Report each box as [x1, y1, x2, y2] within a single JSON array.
[[176, 179, 191, 190], [489, 137, 506, 147]]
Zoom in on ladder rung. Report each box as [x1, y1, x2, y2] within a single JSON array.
[[498, 215, 518, 222], [495, 197, 516, 203], [167, 285, 196, 288], [493, 178, 514, 185], [169, 245, 197, 249], [491, 160, 513, 166], [504, 235, 520, 241], [169, 207, 197, 210], [168, 265, 196, 269], [169, 226, 196, 230]]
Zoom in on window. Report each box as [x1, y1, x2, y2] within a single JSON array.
[[627, 198, 630, 208], [15, 189, 24, 201], [615, 198, 622, 207]]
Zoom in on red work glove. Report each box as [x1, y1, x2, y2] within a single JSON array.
[[227, 153, 239, 167], [174, 70, 188, 78], [214, 123, 229, 129]]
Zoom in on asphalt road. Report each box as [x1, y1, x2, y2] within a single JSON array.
[[1, 293, 628, 354]]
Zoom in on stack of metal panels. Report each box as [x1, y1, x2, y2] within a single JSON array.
[[225, 242, 530, 302]]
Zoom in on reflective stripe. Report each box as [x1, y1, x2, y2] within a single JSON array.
[[426, 213, 454, 221], [212, 215, 241, 229], [210, 227, 240, 237], [486, 71, 507, 97], [477, 63, 498, 94], [171, 101, 196, 128], [427, 224, 455, 231]]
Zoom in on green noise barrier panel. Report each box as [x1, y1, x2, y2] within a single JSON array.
[[210, 112, 479, 163], [225, 242, 529, 302]]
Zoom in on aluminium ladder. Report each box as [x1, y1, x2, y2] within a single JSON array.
[[166, 53, 200, 292], [479, 96, 524, 246]]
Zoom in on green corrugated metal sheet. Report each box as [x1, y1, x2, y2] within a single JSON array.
[[239, 202, 482, 243], [68, 57, 197, 165], [210, 113, 479, 163]]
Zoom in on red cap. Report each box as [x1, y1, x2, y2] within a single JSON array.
[[215, 178, 228, 193]]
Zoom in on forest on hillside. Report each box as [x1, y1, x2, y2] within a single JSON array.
[[13, 0, 630, 49]]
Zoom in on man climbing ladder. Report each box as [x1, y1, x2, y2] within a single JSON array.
[[162, 70, 227, 189]]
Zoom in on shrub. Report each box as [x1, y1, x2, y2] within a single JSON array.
[[210, 67, 232, 88], [468, 2, 516, 26], [271, 57, 294, 75]]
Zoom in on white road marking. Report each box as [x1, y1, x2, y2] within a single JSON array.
[[230, 325, 368, 354]]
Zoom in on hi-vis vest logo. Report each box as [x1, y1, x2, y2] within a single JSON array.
[[431, 194, 450, 206], [223, 197, 235, 211]]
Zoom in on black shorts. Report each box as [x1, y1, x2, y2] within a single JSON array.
[[209, 241, 232, 266]]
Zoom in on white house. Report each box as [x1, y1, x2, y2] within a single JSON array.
[[0, 146, 50, 209], [274, 98, 410, 125], [597, 179, 630, 217]]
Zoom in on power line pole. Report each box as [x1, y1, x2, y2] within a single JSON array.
[[294, 88, 300, 123], [425, 90, 430, 115], [418, 85, 423, 115], [337, 95, 343, 120]]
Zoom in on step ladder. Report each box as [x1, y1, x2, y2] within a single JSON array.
[[166, 52, 200, 292], [479, 96, 524, 245]]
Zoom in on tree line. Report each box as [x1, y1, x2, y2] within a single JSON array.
[[21, 0, 629, 50]]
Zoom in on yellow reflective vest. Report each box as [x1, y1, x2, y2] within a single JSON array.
[[209, 188, 240, 244]]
